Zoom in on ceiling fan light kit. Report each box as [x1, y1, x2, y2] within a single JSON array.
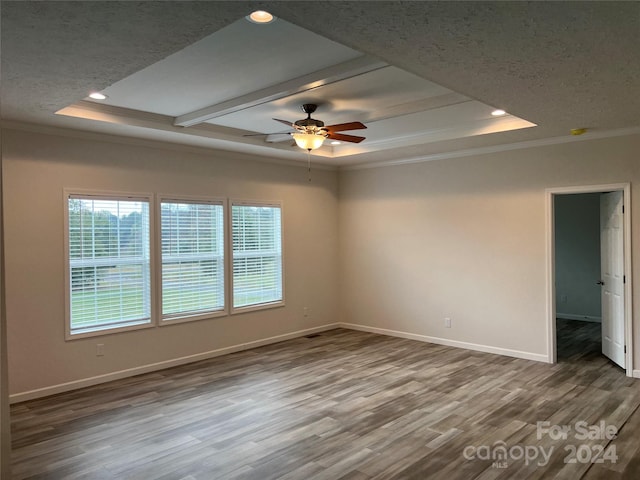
[[292, 132, 326, 150]]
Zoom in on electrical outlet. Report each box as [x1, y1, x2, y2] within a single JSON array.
[[96, 344, 105, 357], [444, 317, 451, 328], [303, 307, 309, 317], [560, 294, 568, 303]]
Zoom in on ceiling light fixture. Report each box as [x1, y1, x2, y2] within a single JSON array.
[[292, 132, 326, 151], [247, 10, 275, 24], [491, 109, 506, 116], [89, 92, 107, 100]]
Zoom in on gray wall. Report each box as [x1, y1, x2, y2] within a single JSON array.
[[5, 126, 640, 402], [4, 128, 340, 399], [554, 193, 602, 321], [338, 133, 640, 365]]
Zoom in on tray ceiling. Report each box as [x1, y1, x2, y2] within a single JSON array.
[[56, 16, 534, 165]]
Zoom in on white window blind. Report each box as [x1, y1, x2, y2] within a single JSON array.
[[67, 195, 151, 335], [161, 200, 225, 320], [232, 203, 283, 309]]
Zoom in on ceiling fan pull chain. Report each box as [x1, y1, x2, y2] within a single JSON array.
[[307, 149, 312, 182]]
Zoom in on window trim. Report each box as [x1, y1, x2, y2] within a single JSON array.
[[229, 199, 285, 315], [156, 194, 228, 326], [64, 189, 156, 340]]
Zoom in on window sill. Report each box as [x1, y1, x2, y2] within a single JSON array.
[[231, 300, 285, 315], [66, 320, 153, 340]]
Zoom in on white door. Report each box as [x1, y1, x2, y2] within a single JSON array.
[[600, 191, 625, 368]]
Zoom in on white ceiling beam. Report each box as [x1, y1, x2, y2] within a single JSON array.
[[173, 56, 387, 128]]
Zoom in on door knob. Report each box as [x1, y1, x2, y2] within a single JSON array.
[[597, 280, 605, 285]]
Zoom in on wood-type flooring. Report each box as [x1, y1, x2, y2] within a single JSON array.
[[11, 323, 640, 479]]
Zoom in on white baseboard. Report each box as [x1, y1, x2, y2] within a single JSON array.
[[10, 323, 340, 403], [10, 321, 553, 402], [556, 313, 602, 323], [633, 370, 640, 379], [339, 323, 549, 363]]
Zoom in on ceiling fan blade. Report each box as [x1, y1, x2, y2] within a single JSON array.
[[327, 132, 366, 143], [273, 118, 295, 128], [266, 133, 293, 143], [243, 132, 285, 137], [324, 122, 367, 133]]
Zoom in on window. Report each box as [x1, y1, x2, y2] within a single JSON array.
[[160, 198, 225, 321], [66, 193, 151, 337], [231, 202, 283, 310], [65, 192, 285, 337]]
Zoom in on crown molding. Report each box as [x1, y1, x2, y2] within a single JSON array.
[[340, 125, 640, 171], [4, 120, 639, 174], [0, 120, 338, 172]]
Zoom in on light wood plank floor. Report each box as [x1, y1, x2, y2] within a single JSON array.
[[11, 326, 640, 479]]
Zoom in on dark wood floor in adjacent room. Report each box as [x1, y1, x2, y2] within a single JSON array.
[[11, 324, 640, 479]]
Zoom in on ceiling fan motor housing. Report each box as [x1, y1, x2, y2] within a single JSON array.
[[294, 118, 325, 128], [295, 103, 325, 130]]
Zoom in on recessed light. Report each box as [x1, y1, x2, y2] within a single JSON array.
[[89, 92, 107, 100], [331, 141, 341, 145], [491, 109, 506, 116], [247, 10, 275, 24]]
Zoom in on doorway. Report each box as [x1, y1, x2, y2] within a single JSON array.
[[546, 184, 633, 376]]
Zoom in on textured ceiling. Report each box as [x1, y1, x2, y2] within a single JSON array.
[[2, 1, 639, 166]]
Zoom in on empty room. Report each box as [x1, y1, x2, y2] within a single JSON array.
[[1, 2, 639, 479]]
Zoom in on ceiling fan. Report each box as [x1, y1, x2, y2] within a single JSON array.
[[247, 104, 367, 150]]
